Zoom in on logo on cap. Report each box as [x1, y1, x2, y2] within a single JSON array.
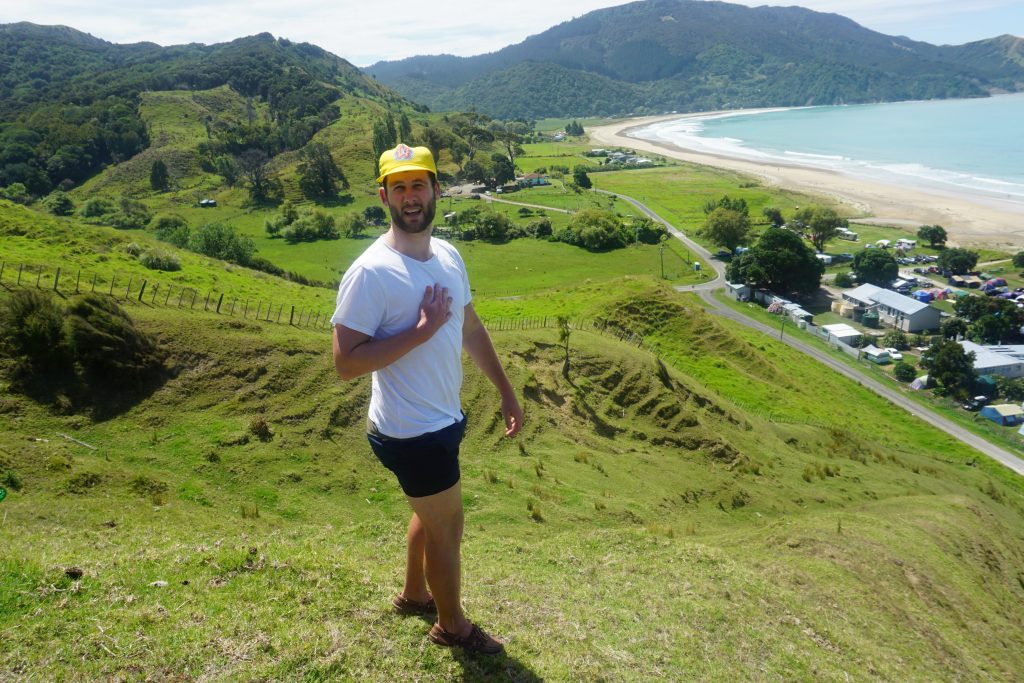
[[393, 144, 414, 161]]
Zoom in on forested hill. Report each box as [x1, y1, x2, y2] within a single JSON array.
[[365, 0, 1024, 119], [0, 23, 407, 196]]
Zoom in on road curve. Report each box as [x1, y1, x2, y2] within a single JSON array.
[[600, 189, 1024, 475]]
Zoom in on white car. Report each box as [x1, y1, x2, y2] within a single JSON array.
[[884, 348, 903, 361]]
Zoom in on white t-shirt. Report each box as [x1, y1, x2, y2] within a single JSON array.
[[331, 235, 471, 438]]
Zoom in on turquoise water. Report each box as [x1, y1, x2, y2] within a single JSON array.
[[634, 94, 1024, 202]]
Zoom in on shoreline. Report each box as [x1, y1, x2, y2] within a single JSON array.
[[588, 113, 1024, 250]]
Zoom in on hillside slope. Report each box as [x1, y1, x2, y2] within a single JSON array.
[[1, 209, 1023, 679], [366, 0, 1024, 118]]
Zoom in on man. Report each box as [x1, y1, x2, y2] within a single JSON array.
[[331, 144, 523, 655]]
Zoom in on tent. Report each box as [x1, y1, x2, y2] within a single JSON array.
[[909, 374, 930, 390], [913, 290, 934, 302]]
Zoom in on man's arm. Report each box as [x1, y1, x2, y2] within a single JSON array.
[[462, 303, 523, 437], [333, 283, 451, 381]]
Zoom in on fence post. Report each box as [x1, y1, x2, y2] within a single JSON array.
[[36, 266, 42, 289], [276, 304, 282, 323], [138, 280, 147, 302], [313, 312, 320, 327], [0, 261, 4, 283], [75, 268, 81, 293], [243, 300, 249, 318], [204, 291, 212, 311], [266, 304, 273, 322], [151, 283, 159, 304], [190, 290, 197, 309], [91, 273, 97, 292], [216, 293, 224, 313], [165, 285, 172, 305], [109, 276, 115, 296], [177, 288, 185, 307], [289, 305, 294, 326], [124, 277, 133, 299], [17, 264, 23, 286], [230, 297, 236, 315], [255, 301, 261, 319], [53, 267, 61, 292]]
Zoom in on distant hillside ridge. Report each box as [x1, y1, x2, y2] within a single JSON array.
[[0, 23, 409, 195], [365, 0, 1024, 118]]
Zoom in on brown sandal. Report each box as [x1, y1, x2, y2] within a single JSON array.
[[428, 621, 504, 655], [391, 593, 436, 616]]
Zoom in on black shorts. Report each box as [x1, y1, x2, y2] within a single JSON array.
[[367, 414, 467, 498]]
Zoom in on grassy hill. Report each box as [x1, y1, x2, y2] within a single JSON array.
[[2, 199, 1024, 680]]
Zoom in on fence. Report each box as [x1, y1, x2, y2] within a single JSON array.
[[0, 259, 648, 343], [0, 260, 335, 331]]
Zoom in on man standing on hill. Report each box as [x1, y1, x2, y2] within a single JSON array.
[[331, 144, 522, 655]]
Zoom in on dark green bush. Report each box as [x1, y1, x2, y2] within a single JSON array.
[[139, 249, 181, 271], [0, 289, 70, 376]]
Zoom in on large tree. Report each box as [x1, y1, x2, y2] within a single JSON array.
[[937, 247, 979, 275], [921, 339, 975, 398], [237, 149, 276, 203], [448, 112, 493, 163], [572, 166, 592, 190], [794, 205, 847, 253], [702, 207, 750, 252], [852, 249, 898, 286], [297, 142, 348, 199], [917, 224, 947, 248], [149, 159, 169, 191], [490, 120, 531, 169], [726, 226, 824, 297]]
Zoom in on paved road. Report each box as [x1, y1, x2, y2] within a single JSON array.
[[600, 190, 1024, 476]]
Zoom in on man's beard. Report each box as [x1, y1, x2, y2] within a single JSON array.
[[389, 195, 436, 234]]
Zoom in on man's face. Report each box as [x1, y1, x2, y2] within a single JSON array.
[[381, 170, 438, 234]]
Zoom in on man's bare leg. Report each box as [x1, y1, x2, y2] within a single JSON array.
[[405, 481, 470, 635], [400, 512, 431, 602]]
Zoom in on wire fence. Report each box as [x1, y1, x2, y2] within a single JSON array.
[[0, 259, 648, 344], [0, 260, 335, 330]]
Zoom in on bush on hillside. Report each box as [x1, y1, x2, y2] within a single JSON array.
[[139, 249, 181, 271], [0, 183, 30, 204], [0, 289, 71, 379], [188, 222, 255, 264], [556, 209, 627, 251], [107, 198, 152, 229], [43, 190, 74, 215], [282, 210, 338, 243], [80, 197, 114, 218], [834, 271, 855, 288], [893, 361, 917, 382]]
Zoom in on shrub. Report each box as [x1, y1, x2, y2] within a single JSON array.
[[0, 289, 70, 377], [107, 198, 152, 229], [2, 469, 24, 491], [188, 222, 255, 265], [151, 214, 188, 234], [833, 271, 855, 288], [0, 183, 30, 204], [80, 197, 114, 217], [139, 249, 181, 272], [893, 361, 917, 382], [124, 242, 143, 256], [43, 191, 74, 215], [249, 415, 272, 441], [526, 218, 553, 238]]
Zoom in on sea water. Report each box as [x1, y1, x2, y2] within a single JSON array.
[[631, 94, 1024, 203]]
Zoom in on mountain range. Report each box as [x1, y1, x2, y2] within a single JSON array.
[[365, 0, 1024, 119]]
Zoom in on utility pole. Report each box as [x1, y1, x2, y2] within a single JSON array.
[[659, 243, 665, 279], [780, 317, 787, 340]]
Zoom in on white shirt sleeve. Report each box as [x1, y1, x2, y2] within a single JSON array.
[[331, 265, 384, 337]]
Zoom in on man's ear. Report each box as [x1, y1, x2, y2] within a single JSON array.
[[379, 186, 387, 204]]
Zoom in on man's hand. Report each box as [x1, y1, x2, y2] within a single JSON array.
[[502, 393, 523, 438], [416, 283, 452, 338]]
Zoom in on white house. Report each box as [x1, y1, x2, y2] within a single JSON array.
[[843, 283, 942, 332], [958, 341, 1024, 378], [821, 323, 861, 346]]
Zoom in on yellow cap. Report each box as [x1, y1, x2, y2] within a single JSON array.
[[376, 144, 437, 184]]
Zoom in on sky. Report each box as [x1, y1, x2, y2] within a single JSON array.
[[2, 0, 1022, 67]]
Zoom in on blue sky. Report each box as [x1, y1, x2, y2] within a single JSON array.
[[2, 0, 1021, 66]]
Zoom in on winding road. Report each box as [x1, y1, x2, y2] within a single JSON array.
[[601, 189, 1024, 476]]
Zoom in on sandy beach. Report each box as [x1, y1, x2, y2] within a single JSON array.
[[589, 114, 1024, 250]]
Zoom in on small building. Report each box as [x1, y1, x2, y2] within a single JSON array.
[[815, 253, 833, 265], [843, 283, 942, 333], [895, 238, 917, 250], [821, 323, 861, 346], [516, 173, 549, 188], [836, 227, 858, 241], [199, 198, 217, 208], [725, 281, 751, 301], [979, 404, 1024, 426]]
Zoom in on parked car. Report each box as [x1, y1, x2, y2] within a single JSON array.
[[962, 396, 990, 411], [712, 249, 732, 260], [884, 347, 904, 361]]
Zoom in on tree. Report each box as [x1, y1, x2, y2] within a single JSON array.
[[762, 207, 784, 228], [150, 159, 169, 191], [490, 120, 531, 169], [852, 249, 898, 286], [631, 216, 668, 245], [937, 247, 978, 275], [880, 329, 908, 350], [491, 153, 515, 186], [557, 209, 626, 251], [726, 226, 824, 297], [214, 156, 239, 187], [399, 112, 413, 142], [1013, 251, 1024, 270], [363, 205, 386, 226], [941, 317, 969, 340], [702, 207, 751, 252], [917, 224, 947, 248], [572, 166, 592, 190], [237, 149, 275, 203], [297, 142, 348, 199], [794, 205, 847, 253], [920, 339, 975, 398], [449, 112, 493, 163], [703, 195, 748, 216], [371, 119, 397, 178]]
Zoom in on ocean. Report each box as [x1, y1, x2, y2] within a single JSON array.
[[630, 94, 1024, 204]]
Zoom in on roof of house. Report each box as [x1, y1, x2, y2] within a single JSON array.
[[982, 404, 1024, 417], [846, 284, 931, 316], [960, 341, 1024, 371], [861, 345, 890, 357], [822, 323, 860, 337]]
